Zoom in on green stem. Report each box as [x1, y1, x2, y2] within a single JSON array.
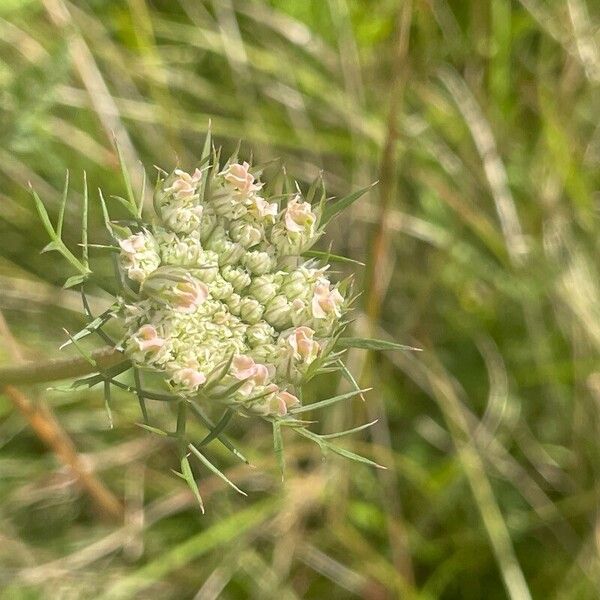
[[0, 346, 126, 386]]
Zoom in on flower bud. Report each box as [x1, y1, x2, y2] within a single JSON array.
[[246, 321, 276, 348], [250, 343, 278, 364], [270, 221, 317, 256], [158, 230, 203, 267], [211, 190, 248, 219], [208, 275, 234, 301], [229, 221, 262, 248], [263, 295, 293, 329], [221, 265, 251, 292], [226, 293, 242, 316], [240, 297, 264, 325], [160, 203, 204, 234], [248, 274, 280, 304], [242, 250, 274, 275], [280, 269, 309, 301]]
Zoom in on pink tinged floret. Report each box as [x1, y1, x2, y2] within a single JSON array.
[[252, 196, 278, 219], [288, 326, 320, 362], [135, 324, 165, 352], [276, 390, 300, 416], [232, 356, 273, 395], [311, 280, 344, 319], [166, 168, 203, 200], [223, 162, 261, 195], [174, 367, 206, 389], [174, 279, 209, 313], [284, 196, 315, 233], [232, 354, 257, 380], [119, 233, 146, 254]]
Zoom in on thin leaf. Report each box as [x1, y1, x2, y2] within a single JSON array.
[[320, 181, 377, 225], [63, 274, 87, 289], [133, 368, 149, 424], [296, 427, 385, 469], [198, 409, 234, 447], [56, 170, 69, 238], [188, 403, 249, 464], [335, 337, 422, 352], [31, 186, 57, 240], [306, 171, 323, 205], [290, 388, 371, 415], [136, 423, 170, 437], [181, 455, 205, 514], [323, 442, 386, 469], [138, 166, 146, 218], [188, 444, 248, 496], [114, 138, 137, 213], [110, 195, 138, 217], [320, 419, 379, 439], [62, 328, 95, 365], [334, 359, 364, 401], [98, 188, 114, 236], [302, 250, 365, 266]]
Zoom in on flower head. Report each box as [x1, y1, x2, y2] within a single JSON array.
[[118, 150, 348, 409]]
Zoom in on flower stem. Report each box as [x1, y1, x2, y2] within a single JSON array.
[[0, 346, 126, 386]]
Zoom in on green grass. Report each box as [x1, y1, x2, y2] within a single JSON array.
[[1, 0, 600, 598]]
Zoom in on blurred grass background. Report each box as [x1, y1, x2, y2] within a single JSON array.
[[1, 0, 600, 598]]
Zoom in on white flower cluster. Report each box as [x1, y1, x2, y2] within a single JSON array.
[[118, 160, 346, 417]]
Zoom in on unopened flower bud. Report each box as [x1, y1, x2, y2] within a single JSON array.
[[263, 295, 293, 329], [221, 265, 251, 292], [209, 275, 234, 301], [240, 297, 264, 325], [242, 250, 274, 275], [281, 269, 309, 301], [229, 221, 262, 248], [250, 343, 279, 365], [246, 321, 276, 348], [226, 293, 242, 315], [248, 274, 280, 304]]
